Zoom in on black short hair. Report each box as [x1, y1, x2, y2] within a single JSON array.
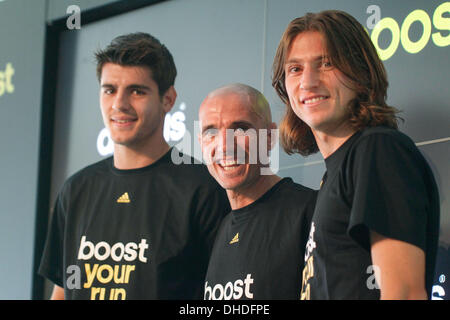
[[95, 32, 177, 96]]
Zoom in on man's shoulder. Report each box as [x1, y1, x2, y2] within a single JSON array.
[[63, 157, 111, 189], [349, 126, 434, 181], [358, 126, 416, 148], [281, 178, 317, 196], [166, 149, 219, 186], [268, 178, 317, 206], [253, 178, 316, 224]]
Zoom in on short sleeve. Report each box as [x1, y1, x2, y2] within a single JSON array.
[[192, 182, 230, 253], [38, 193, 66, 287], [347, 132, 429, 252]]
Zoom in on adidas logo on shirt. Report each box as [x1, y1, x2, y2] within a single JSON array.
[[117, 192, 131, 203], [229, 233, 239, 244]]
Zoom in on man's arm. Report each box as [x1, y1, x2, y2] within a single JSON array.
[[370, 231, 427, 300], [50, 285, 65, 300]]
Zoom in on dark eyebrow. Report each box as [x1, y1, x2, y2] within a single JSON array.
[[285, 55, 328, 65], [100, 84, 151, 91], [128, 84, 151, 91], [229, 121, 254, 129]]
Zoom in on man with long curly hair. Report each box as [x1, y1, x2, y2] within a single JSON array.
[[272, 10, 440, 300]]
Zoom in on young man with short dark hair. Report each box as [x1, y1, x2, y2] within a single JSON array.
[[39, 33, 229, 300]]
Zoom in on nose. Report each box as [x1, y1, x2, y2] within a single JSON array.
[[216, 129, 237, 159], [112, 89, 130, 111], [300, 64, 320, 90]]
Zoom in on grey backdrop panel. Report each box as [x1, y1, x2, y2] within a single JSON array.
[[0, 0, 46, 299]]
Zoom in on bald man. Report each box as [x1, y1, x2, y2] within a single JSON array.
[[199, 84, 317, 300]]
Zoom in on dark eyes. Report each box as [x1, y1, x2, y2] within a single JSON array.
[[102, 88, 146, 95], [286, 60, 333, 73], [287, 66, 298, 73], [322, 61, 332, 68], [131, 89, 146, 95], [103, 88, 114, 95]]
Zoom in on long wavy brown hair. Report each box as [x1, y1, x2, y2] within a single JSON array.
[[272, 10, 401, 156]]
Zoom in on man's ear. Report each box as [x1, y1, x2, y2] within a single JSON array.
[[162, 86, 177, 113], [267, 122, 278, 151]]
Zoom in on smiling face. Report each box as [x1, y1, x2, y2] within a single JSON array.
[[199, 91, 271, 192], [284, 31, 357, 137], [99, 63, 174, 150]]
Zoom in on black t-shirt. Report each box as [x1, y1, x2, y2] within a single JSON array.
[[204, 178, 317, 300], [300, 126, 440, 300], [38, 148, 230, 300]]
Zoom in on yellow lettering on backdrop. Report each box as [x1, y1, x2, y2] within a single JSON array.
[[401, 10, 432, 54], [370, 2, 450, 60], [432, 2, 450, 47], [0, 63, 15, 97], [371, 17, 400, 61]]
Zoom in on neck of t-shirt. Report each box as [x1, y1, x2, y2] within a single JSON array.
[[113, 141, 171, 170], [313, 124, 357, 159], [324, 130, 362, 175], [110, 146, 173, 175], [227, 174, 282, 210]]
